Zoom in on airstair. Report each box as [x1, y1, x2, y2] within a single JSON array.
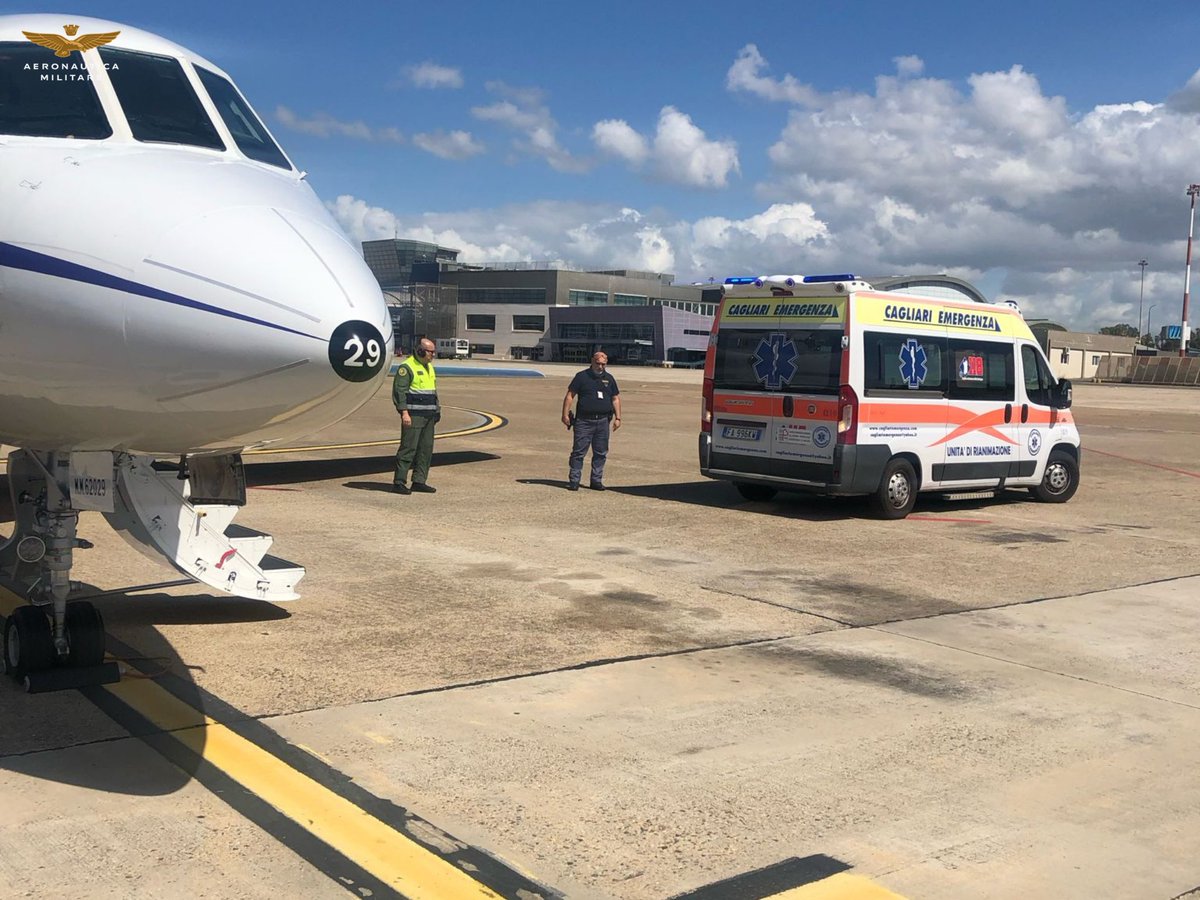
[[104, 455, 304, 602]]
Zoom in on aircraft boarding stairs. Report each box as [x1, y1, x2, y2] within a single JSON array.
[[105, 455, 304, 602]]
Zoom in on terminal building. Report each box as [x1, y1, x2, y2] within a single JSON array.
[[361, 239, 991, 362]]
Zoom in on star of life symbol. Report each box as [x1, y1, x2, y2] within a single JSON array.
[[898, 338, 928, 389], [752, 332, 798, 390], [1028, 428, 1042, 456]]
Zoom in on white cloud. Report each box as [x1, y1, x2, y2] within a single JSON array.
[[592, 119, 649, 165], [326, 51, 1200, 333], [274, 106, 403, 143], [470, 82, 587, 173], [726, 43, 820, 106], [404, 62, 464, 89], [894, 55, 924, 78], [591, 106, 739, 189], [411, 130, 485, 160]]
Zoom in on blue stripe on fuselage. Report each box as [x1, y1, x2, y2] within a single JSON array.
[[0, 242, 319, 340]]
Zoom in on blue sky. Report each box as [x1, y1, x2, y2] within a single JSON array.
[[24, 1, 1200, 331]]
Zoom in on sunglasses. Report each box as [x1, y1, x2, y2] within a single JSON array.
[[416, 348, 434, 355]]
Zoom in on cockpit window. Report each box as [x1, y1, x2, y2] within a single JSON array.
[[0, 43, 112, 139], [98, 47, 224, 150], [195, 67, 291, 170]]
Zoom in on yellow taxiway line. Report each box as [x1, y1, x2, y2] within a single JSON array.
[[768, 872, 907, 898], [0, 586, 500, 898], [106, 676, 501, 899], [245, 407, 505, 455]]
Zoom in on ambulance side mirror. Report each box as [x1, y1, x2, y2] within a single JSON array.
[[1053, 378, 1073, 409]]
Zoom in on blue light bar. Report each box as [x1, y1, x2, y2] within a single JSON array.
[[723, 276, 759, 285], [802, 273, 856, 283]]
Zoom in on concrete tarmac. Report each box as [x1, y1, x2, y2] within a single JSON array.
[[1, 364, 1199, 899]]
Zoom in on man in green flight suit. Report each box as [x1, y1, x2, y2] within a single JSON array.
[[392, 336, 441, 494]]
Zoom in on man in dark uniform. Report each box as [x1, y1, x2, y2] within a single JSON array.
[[561, 350, 622, 491]]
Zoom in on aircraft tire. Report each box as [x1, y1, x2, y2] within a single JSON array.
[[735, 482, 777, 502], [871, 458, 918, 519], [64, 601, 106, 668], [4, 605, 55, 679]]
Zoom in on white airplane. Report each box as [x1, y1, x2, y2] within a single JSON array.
[[0, 15, 392, 688]]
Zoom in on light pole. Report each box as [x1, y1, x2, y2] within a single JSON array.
[[1148, 303, 1158, 349], [1183, 185, 1200, 357], [1138, 259, 1148, 345]]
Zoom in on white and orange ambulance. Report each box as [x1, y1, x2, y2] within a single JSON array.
[[698, 274, 1080, 518]]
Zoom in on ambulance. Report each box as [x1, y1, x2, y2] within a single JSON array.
[[698, 275, 1080, 518]]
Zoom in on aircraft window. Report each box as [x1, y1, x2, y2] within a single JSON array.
[[196, 66, 291, 169], [0, 43, 112, 139], [98, 47, 224, 150]]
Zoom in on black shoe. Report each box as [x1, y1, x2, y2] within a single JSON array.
[[589, 482, 606, 491], [567, 482, 580, 491], [393, 483, 411, 495], [411, 482, 436, 493]]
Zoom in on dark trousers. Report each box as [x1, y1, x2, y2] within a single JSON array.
[[395, 414, 436, 486], [569, 416, 610, 485]]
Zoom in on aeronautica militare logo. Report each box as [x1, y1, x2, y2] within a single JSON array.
[[752, 332, 798, 390], [898, 338, 928, 389], [23, 23, 120, 57]]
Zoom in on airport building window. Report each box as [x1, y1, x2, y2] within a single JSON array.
[[613, 294, 648, 306], [556, 323, 654, 342], [1092, 354, 1101, 366], [466, 314, 496, 331], [1060, 348, 1070, 364], [460, 288, 547, 304], [0, 43, 113, 139], [568, 290, 608, 306], [512, 315, 545, 332], [100, 48, 225, 150], [470, 343, 495, 355], [195, 67, 290, 169]]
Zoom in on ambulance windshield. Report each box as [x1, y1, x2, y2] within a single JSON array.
[[714, 328, 842, 394]]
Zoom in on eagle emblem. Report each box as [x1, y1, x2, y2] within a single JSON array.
[[23, 23, 120, 58]]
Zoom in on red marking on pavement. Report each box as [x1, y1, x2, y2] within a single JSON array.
[[1088, 448, 1200, 479], [908, 516, 991, 523]]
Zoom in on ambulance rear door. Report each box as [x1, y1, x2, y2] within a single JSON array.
[[766, 323, 843, 483], [709, 318, 783, 479]]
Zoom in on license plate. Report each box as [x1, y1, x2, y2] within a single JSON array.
[[722, 426, 761, 441]]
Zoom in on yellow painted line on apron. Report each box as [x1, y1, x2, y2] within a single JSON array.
[[104, 675, 500, 899], [766, 872, 908, 899], [245, 408, 504, 455]]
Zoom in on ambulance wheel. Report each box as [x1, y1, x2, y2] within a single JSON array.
[[1031, 451, 1078, 503], [735, 482, 777, 502], [872, 458, 918, 519], [4, 605, 55, 679]]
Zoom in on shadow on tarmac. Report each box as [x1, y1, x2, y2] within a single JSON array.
[[0, 583, 287, 796], [610, 479, 1032, 521], [246, 450, 501, 487]]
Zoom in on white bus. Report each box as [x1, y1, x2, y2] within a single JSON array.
[[436, 338, 470, 359]]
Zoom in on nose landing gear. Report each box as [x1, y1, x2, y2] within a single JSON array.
[[0, 450, 120, 692]]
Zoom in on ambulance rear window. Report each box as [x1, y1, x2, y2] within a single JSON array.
[[714, 328, 842, 393]]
